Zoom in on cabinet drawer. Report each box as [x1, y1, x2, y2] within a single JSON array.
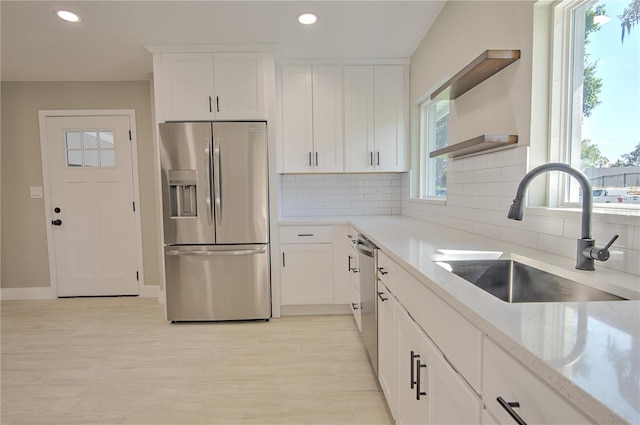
[[280, 226, 333, 244], [377, 250, 396, 293], [483, 338, 594, 425], [395, 265, 483, 393]]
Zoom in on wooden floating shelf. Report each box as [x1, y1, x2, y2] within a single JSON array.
[[430, 134, 518, 159], [431, 50, 521, 100]]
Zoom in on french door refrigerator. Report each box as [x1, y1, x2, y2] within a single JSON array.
[[160, 121, 270, 321]]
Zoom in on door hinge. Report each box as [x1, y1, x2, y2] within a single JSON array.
[[129, 130, 132, 141], [136, 271, 139, 281], [132, 201, 136, 212]]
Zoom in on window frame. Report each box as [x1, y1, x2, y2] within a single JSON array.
[[413, 97, 449, 200], [549, 0, 639, 210]]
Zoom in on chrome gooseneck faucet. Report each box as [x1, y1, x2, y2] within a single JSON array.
[[507, 162, 618, 271]]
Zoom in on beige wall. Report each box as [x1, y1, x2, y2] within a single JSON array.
[[410, 0, 534, 148], [1, 81, 161, 289]]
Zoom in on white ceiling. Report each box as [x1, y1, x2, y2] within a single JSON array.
[[1, 1, 445, 82]]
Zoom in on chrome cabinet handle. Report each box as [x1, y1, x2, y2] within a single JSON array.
[[416, 359, 427, 400], [377, 291, 388, 302], [497, 397, 527, 425]]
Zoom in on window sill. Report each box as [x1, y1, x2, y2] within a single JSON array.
[[524, 206, 640, 226], [409, 196, 447, 206]]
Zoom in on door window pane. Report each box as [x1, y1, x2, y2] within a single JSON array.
[[84, 150, 99, 167], [83, 131, 98, 149], [100, 150, 115, 167], [99, 131, 114, 149], [64, 129, 116, 168], [65, 131, 81, 149], [67, 150, 83, 167]]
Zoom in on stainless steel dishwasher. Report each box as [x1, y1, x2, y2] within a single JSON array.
[[355, 234, 378, 374]]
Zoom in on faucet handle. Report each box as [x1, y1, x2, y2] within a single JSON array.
[[603, 234, 619, 250], [583, 234, 619, 262]]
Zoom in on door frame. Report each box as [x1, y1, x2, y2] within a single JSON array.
[[38, 109, 144, 296]]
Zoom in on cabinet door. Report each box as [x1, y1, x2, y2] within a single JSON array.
[[428, 337, 482, 425], [483, 338, 594, 425], [312, 66, 344, 173], [282, 66, 314, 173], [377, 282, 398, 420], [374, 65, 407, 172], [213, 52, 265, 120], [281, 244, 333, 304], [397, 306, 431, 425], [344, 66, 375, 172], [161, 53, 215, 121]]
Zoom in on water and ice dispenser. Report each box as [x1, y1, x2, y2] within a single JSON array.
[[168, 170, 197, 218]]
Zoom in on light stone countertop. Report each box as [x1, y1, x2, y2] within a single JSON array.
[[279, 215, 640, 424]]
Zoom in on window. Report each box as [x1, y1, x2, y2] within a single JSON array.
[[65, 130, 115, 168], [553, 0, 639, 208], [416, 98, 449, 199]]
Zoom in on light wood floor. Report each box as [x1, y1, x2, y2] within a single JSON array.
[[1, 297, 393, 425]]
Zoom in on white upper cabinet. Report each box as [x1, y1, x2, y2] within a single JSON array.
[[161, 53, 215, 121], [159, 52, 265, 121], [344, 65, 408, 172], [213, 53, 265, 120], [281, 65, 343, 173]]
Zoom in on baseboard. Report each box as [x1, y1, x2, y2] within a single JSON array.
[[280, 304, 351, 316], [157, 289, 166, 304], [0, 286, 56, 300], [139, 284, 160, 298]]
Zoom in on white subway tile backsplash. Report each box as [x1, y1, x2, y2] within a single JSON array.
[[499, 227, 538, 249], [279, 173, 403, 217], [279, 144, 638, 276]]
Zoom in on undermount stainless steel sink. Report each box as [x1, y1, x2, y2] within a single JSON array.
[[437, 259, 627, 303]]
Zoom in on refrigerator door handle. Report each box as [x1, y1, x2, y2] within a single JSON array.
[[204, 138, 213, 224], [166, 247, 267, 257], [213, 138, 222, 226]]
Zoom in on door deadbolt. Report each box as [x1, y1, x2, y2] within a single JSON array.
[[51, 219, 62, 226]]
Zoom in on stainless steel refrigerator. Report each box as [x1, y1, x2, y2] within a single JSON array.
[[160, 121, 270, 321]]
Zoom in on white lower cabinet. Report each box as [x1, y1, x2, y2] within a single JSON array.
[[280, 243, 333, 304], [396, 304, 481, 425], [377, 282, 397, 418], [483, 338, 594, 425], [280, 226, 334, 305]]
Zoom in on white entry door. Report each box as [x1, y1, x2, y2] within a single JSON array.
[[45, 115, 139, 296]]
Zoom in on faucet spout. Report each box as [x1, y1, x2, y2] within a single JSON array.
[[508, 162, 605, 271], [508, 163, 592, 239]]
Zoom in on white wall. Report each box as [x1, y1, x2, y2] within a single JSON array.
[[403, 1, 640, 277]]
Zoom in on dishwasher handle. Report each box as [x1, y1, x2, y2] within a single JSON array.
[[355, 241, 375, 257]]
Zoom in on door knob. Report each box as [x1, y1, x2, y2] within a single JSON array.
[[51, 219, 62, 226]]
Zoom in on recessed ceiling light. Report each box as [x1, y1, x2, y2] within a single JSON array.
[[56, 10, 81, 23], [298, 13, 317, 25]]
